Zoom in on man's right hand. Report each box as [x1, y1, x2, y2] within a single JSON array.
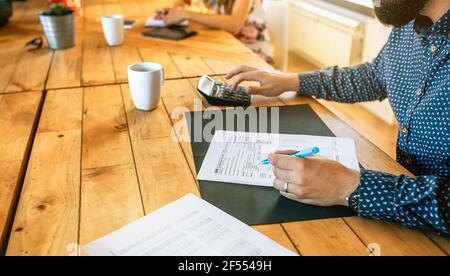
[[225, 65, 300, 97]]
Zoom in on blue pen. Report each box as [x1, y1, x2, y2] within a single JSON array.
[[259, 146, 320, 165]]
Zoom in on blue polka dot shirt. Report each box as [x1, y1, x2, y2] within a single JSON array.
[[298, 10, 450, 236]]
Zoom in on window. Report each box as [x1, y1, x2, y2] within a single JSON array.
[[344, 0, 374, 8]]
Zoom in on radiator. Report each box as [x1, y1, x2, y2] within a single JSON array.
[[288, 0, 365, 67]]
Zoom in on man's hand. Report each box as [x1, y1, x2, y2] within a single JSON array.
[[269, 151, 360, 207], [225, 65, 300, 97]]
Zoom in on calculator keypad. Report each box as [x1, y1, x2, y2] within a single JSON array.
[[198, 76, 252, 107], [215, 84, 250, 105]]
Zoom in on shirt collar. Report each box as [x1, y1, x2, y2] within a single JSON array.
[[414, 8, 450, 37]]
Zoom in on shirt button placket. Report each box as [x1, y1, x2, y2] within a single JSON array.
[[430, 45, 438, 53], [401, 127, 410, 135], [416, 88, 424, 96]]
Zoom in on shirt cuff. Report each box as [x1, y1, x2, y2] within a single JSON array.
[[357, 169, 398, 221], [297, 71, 322, 97]]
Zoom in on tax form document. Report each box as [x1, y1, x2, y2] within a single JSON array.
[[197, 130, 360, 187], [83, 194, 296, 256]]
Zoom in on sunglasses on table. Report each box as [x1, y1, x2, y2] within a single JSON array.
[[25, 37, 43, 51]]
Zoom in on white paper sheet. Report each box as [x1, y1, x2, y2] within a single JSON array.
[[197, 131, 360, 187], [145, 18, 189, 28], [83, 194, 296, 256]]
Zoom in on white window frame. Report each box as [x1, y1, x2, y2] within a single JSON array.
[[344, 0, 374, 8]]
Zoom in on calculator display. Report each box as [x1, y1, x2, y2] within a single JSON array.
[[201, 77, 215, 95]]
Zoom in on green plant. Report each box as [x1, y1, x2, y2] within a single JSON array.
[[41, 3, 72, 16]]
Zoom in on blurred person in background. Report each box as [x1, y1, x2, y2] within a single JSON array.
[[161, 0, 273, 64]]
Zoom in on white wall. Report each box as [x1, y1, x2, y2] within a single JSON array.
[[287, 0, 397, 124], [359, 18, 396, 125], [361, 17, 392, 62]]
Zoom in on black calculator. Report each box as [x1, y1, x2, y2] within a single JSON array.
[[197, 75, 251, 107]]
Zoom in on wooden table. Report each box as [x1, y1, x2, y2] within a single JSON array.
[[0, 0, 448, 256]]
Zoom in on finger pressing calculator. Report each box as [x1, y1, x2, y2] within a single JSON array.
[[197, 75, 251, 107]]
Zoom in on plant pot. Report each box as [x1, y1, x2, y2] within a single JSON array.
[[0, 0, 12, 27], [39, 12, 75, 50]]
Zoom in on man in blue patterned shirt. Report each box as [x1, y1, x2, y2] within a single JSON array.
[[226, 0, 449, 236]]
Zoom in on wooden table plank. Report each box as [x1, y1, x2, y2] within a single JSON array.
[[84, 0, 103, 4], [80, 85, 144, 246], [283, 219, 368, 256], [123, 82, 201, 212], [129, 36, 258, 63], [6, 89, 82, 256], [170, 53, 214, 78], [136, 0, 167, 13], [139, 48, 183, 80], [119, 0, 142, 18], [110, 45, 142, 83], [162, 79, 205, 176], [74, 4, 86, 32], [5, 48, 54, 93], [82, 33, 116, 86], [343, 217, 446, 256], [203, 56, 272, 76], [82, 85, 136, 168], [46, 44, 83, 90], [202, 58, 243, 76], [103, 2, 123, 15], [0, 40, 24, 93], [428, 235, 450, 255], [0, 91, 42, 254], [253, 225, 299, 255], [162, 79, 205, 113], [0, 0, 52, 93], [129, 136, 201, 213], [121, 84, 173, 140], [82, 3, 104, 32]]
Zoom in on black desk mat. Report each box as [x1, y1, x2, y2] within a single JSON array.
[[187, 104, 356, 225]]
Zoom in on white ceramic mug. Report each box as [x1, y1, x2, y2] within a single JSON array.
[[128, 62, 164, 111], [101, 14, 124, 46]]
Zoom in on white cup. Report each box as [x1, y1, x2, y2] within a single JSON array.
[[128, 62, 164, 111], [101, 14, 124, 46]]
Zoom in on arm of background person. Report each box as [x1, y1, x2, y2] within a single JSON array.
[[164, 0, 252, 35]]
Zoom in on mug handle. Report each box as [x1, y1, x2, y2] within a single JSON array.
[[160, 68, 165, 87]]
